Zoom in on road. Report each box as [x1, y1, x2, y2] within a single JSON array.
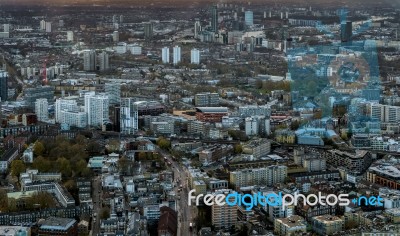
[[158, 147, 197, 235], [91, 175, 102, 236]]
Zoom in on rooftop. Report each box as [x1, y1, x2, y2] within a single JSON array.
[[40, 217, 77, 231]]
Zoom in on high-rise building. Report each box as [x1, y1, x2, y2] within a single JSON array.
[[86, 94, 109, 127], [173, 46, 181, 65], [83, 50, 96, 71], [55, 98, 79, 122], [120, 98, 139, 135], [191, 48, 200, 64], [341, 21, 352, 42], [40, 20, 46, 30], [194, 19, 201, 39], [112, 15, 118, 24], [98, 51, 109, 71], [105, 83, 121, 105], [210, 5, 218, 33], [144, 22, 153, 40], [45, 22, 52, 32], [119, 15, 124, 24], [0, 70, 7, 102], [24, 86, 54, 109], [67, 31, 74, 41], [162, 47, 170, 64], [3, 24, 9, 33], [369, 103, 400, 123], [245, 10, 254, 26], [211, 189, 238, 229], [113, 31, 119, 42], [35, 98, 49, 122]]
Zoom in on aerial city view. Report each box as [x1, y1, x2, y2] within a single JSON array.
[[0, 0, 400, 235]]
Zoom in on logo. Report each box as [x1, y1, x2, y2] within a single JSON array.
[[188, 190, 384, 211]]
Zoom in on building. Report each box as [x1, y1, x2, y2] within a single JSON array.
[[195, 107, 228, 123], [45, 22, 52, 32], [38, 217, 78, 236], [369, 103, 400, 123], [66, 31, 73, 41], [230, 165, 287, 189], [113, 31, 119, 42], [191, 48, 200, 64], [210, 5, 218, 33], [162, 47, 170, 64], [128, 44, 142, 55], [105, 83, 120, 105], [157, 206, 177, 236], [35, 98, 48, 122], [144, 22, 153, 40], [85, 94, 109, 127], [0, 226, 31, 235], [311, 215, 344, 236], [24, 86, 54, 109], [367, 158, 400, 190], [274, 215, 307, 236], [55, 98, 79, 123], [245, 10, 254, 26], [211, 189, 237, 229], [324, 150, 373, 174], [238, 105, 270, 117], [3, 24, 10, 33], [83, 50, 96, 71], [98, 51, 109, 71], [0, 70, 8, 102], [120, 98, 139, 135], [40, 20, 46, 30], [0, 148, 18, 173], [242, 138, 271, 158], [245, 116, 270, 136], [173, 46, 181, 65], [194, 93, 219, 107], [194, 19, 201, 39], [341, 21, 352, 42], [60, 111, 87, 128]]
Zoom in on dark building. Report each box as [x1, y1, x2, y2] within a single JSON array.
[[23, 86, 54, 109], [210, 5, 218, 33], [144, 22, 153, 40], [37, 217, 78, 236], [341, 21, 352, 42], [0, 70, 8, 102], [195, 107, 228, 123], [157, 206, 177, 236]]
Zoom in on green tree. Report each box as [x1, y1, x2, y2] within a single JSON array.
[[157, 137, 171, 150], [234, 144, 243, 154], [0, 190, 8, 212], [56, 157, 72, 178], [32, 156, 52, 172], [10, 160, 26, 179], [33, 141, 45, 156], [138, 152, 147, 161], [100, 207, 110, 219]]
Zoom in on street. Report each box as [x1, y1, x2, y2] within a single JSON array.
[[91, 175, 102, 236]]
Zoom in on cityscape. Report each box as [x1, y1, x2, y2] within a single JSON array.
[[0, 0, 399, 235]]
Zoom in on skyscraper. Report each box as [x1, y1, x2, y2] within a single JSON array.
[[67, 31, 74, 41], [40, 20, 46, 30], [194, 19, 202, 39], [83, 50, 96, 71], [162, 47, 170, 64], [341, 21, 352, 42], [113, 31, 119, 42], [35, 98, 49, 122], [86, 94, 109, 127], [245, 10, 254, 26], [3, 24, 9, 33], [105, 83, 121, 106], [0, 70, 8, 102], [144, 22, 153, 40], [45, 22, 52, 32], [120, 98, 139, 135], [173, 46, 181, 65], [210, 5, 218, 33], [191, 48, 200, 64], [98, 51, 109, 71]]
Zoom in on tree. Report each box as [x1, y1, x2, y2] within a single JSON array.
[[100, 207, 110, 219], [10, 160, 26, 179], [32, 156, 52, 172], [138, 152, 147, 161], [56, 157, 72, 178], [234, 144, 243, 154], [157, 137, 171, 150], [33, 141, 45, 156]]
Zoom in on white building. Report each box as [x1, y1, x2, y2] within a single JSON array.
[[191, 48, 200, 64], [162, 47, 170, 64], [245, 117, 258, 136], [40, 20, 46, 30], [86, 94, 109, 127], [60, 110, 87, 128], [98, 51, 109, 71], [35, 98, 48, 122], [67, 31, 74, 41], [3, 24, 10, 33], [45, 22, 52, 32], [127, 44, 142, 55], [55, 98, 79, 123], [173, 46, 181, 65], [120, 98, 139, 135], [113, 31, 119, 42], [114, 42, 127, 54]]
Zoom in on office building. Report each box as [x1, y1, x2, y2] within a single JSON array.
[[85, 94, 109, 127], [162, 47, 170, 64], [0, 70, 8, 102], [274, 215, 307, 236], [230, 165, 287, 189], [35, 98, 48, 122], [67, 31, 74, 41], [369, 103, 400, 123], [23, 86, 54, 109], [312, 215, 344, 236], [173, 46, 181, 65], [105, 83, 120, 105], [210, 5, 218, 33], [144, 22, 153, 40], [83, 50, 96, 71], [245, 10, 254, 26], [341, 21, 352, 42], [211, 189, 237, 229], [3, 24, 9, 33], [120, 98, 139, 135], [191, 48, 200, 64], [45, 22, 52, 32], [112, 31, 119, 42], [98, 51, 109, 71], [194, 93, 219, 106], [38, 217, 78, 236]]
